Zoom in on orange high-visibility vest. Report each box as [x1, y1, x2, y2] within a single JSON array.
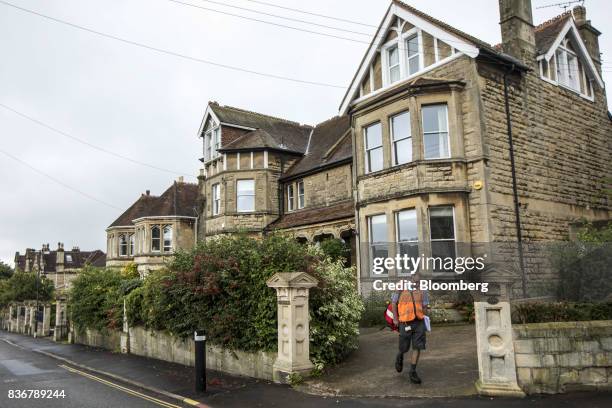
[[398, 290, 425, 322]]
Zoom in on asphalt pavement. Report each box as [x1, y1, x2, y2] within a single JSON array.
[[0, 338, 188, 408], [0, 331, 610, 408]]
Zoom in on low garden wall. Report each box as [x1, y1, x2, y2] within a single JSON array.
[[513, 320, 612, 394], [128, 327, 276, 380], [73, 328, 121, 352]]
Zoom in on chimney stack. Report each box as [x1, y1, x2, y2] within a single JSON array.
[[572, 5, 602, 75], [146, 190, 150, 196], [499, 0, 535, 63], [56, 243, 65, 272]]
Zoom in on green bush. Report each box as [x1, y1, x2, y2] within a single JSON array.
[[0, 272, 54, 306], [359, 290, 390, 328], [130, 234, 362, 367], [69, 267, 140, 332], [319, 238, 350, 265], [551, 222, 612, 302], [512, 301, 612, 324]]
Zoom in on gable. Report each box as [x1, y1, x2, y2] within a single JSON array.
[[339, 2, 479, 114], [538, 18, 603, 90], [537, 18, 603, 98]]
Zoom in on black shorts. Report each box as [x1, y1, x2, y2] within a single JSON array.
[[398, 319, 426, 352]]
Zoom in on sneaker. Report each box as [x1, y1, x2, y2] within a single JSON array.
[[395, 354, 403, 373], [409, 370, 422, 384]]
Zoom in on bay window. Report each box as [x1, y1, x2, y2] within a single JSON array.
[[368, 214, 388, 275], [297, 181, 305, 209], [212, 183, 221, 215], [390, 111, 412, 165], [429, 206, 456, 272], [287, 184, 295, 212], [396, 209, 418, 274], [364, 122, 383, 173], [119, 234, 128, 257], [163, 225, 173, 252], [151, 226, 161, 252], [422, 104, 450, 159], [237, 179, 255, 212]]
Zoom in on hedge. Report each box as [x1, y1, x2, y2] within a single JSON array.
[[512, 301, 612, 324], [126, 234, 363, 366]]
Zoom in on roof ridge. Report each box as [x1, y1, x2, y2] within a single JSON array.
[[211, 102, 311, 128], [534, 11, 572, 32], [392, 0, 493, 48], [314, 115, 343, 127]]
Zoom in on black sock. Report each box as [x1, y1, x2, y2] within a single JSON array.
[[410, 364, 417, 372]]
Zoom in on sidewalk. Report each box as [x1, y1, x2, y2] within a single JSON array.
[[1, 330, 611, 408], [300, 324, 479, 397]]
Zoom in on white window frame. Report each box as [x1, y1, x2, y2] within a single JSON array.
[[390, 111, 412, 166], [405, 31, 421, 76], [212, 183, 221, 216], [422, 104, 451, 160], [395, 209, 419, 276], [236, 179, 255, 213], [368, 214, 389, 277], [538, 37, 594, 101], [428, 206, 457, 273], [381, 27, 425, 87], [129, 233, 135, 256], [151, 226, 161, 253], [364, 122, 383, 174], [204, 120, 221, 162], [119, 234, 128, 257], [297, 180, 305, 209], [287, 184, 295, 212], [386, 43, 401, 85], [162, 225, 173, 253]]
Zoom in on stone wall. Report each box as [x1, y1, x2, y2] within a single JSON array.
[[128, 327, 275, 380], [74, 328, 122, 352], [513, 320, 612, 394], [301, 164, 352, 208]]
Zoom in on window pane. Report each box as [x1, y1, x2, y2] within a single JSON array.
[[431, 241, 456, 267], [391, 112, 410, 141], [368, 147, 383, 172], [369, 214, 387, 243], [394, 138, 412, 165], [423, 132, 448, 159], [237, 179, 255, 195], [163, 226, 172, 251], [389, 66, 400, 83], [297, 182, 305, 208], [388, 45, 399, 66], [287, 184, 294, 211], [365, 123, 382, 148], [408, 56, 420, 75], [237, 196, 254, 212], [422, 105, 448, 133], [430, 207, 454, 240], [397, 210, 417, 242], [406, 35, 419, 57]]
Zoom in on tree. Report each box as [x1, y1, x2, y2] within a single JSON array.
[[0, 272, 54, 306], [0, 261, 14, 280]]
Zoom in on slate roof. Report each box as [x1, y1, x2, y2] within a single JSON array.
[[209, 103, 313, 154], [108, 182, 198, 228], [282, 115, 351, 179], [271, 200, 354, 230]]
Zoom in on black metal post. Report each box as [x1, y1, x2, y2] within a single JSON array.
[[194, 330, 206, 393]]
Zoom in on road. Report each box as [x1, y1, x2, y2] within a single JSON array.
[[0, 339, 188, 408]]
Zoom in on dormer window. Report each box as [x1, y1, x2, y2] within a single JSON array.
[[539, 36, 594, 99], [405, 33, 420, 75], [204, 120, 221, 162], [387, 45, 400, 84]]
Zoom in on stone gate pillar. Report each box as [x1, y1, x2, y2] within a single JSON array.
[[8, 305, 14, 332], [54, 299, 67, 342], [41, 304, 51, 336], [266, 272, 318, 383], [474, 281, 525, 397], [120, 299, 130, 354]]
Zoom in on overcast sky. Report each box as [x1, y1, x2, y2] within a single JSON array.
[[1, 0, 610, 266]]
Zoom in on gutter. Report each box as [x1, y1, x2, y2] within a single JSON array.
[[279, 157, 352, 183]]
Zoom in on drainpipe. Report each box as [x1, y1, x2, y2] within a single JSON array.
[[350, 116, 362, 295], [503, 67, 527, 298]]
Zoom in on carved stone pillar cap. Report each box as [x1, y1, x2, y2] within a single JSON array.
[[266, 272, 318, 289]]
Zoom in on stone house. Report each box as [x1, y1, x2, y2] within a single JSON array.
[[105, 180, 198, 276], [339, 0, 611, 296], [197, 103, 355, 253], [14, 244, 106, 291]]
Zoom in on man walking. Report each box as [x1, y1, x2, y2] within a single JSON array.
[[392, 276, 429, 384]]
